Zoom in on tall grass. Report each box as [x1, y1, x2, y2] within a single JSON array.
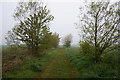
[[66, 47, 118, 78], [3, 48, 58, 78]]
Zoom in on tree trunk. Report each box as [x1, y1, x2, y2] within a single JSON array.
[[95, 54, 101, 62], [95, 50, 103, 62], [35, 45, 38, 55], [32, 44, 39, 56], [27, 45, 32, 54], [95, 14, 98, 62]]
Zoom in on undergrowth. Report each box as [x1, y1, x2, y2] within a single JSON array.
[[3, 48, 58, 78], [66, 47, 118, 78]]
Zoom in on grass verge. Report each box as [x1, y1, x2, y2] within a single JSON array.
[[65, 47, 118, 78], [3, 48, 58, 78]]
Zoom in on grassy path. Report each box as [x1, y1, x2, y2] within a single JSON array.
[[36, 49, 75, 78]]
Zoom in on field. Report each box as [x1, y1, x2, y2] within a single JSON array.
[[2, 46, 119, 78], [2, 0, 119, 79]]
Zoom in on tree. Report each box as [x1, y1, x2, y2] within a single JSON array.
[[40, 32, 60, 50], [5, 30, 20, 47], [80, 41, 90, 55], [62, 34, 72, 47], [76, 1, 119, 62], [39, 31, 52, 51], [6, 0, 54, 55], [50, 33, 60, 48]]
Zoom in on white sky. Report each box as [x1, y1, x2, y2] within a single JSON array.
[[1, 1, 82, 46], [0, 0, 119, 46]]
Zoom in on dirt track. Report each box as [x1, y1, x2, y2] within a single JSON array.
[[36, 49, 75, 78]]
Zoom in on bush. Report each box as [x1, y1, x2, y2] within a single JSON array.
[[30, 62, 42, 72], [80, 41, 95, 56], [66, 47, 118, 78], [80, 41, 90, 54]]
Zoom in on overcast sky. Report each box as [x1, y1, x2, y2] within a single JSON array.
[[1, 1, 82, 46], [0, 0, 119, 46]]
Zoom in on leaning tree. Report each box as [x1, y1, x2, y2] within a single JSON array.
[[6, 0, 54, 55], [76, 1, 119, 62]]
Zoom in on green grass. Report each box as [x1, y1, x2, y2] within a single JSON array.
[[65, 47, 118, 78], [51, 50, 70, 78], [3, 48, 58, 78], [39, 49, 71, 78], [3, 46, 119, 78]]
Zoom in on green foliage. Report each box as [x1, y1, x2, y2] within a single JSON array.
[[102, 49, 118, 65], [79, 41, 95, 56], [66, 47, 118, 78], [50, 33, 60, 48], [40, 32, 60, 51], [5, 0, 54, 55], [62, 34, 72, 48], [76, 1, 119, 62], [30, 62, 42, 72], [80, 41, 90, 54], [64, 40, 71, 47], [3, 48, 57, 78]]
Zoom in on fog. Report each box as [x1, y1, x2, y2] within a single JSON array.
[[1, 1, 82, 46], [1, 0, 119, 46]]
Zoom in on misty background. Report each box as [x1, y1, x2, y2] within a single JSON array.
[[1, 1, 84, 46], [1, 0, 118, 46]]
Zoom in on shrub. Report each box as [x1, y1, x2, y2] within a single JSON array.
[[30, 62, 42, 72], [80, 41, 95, 56], [80, 41, 90, 54], [66, 47, 118, 78]]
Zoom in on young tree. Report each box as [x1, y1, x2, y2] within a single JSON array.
[[80, 41, 90, 55], [39, 31, 52, 51], [76, 1, 119, 62], [40, 32, 60, 50], [6, 1, 54, 55], [50, 33, 60, 48], [62, 34, 72, 47]]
